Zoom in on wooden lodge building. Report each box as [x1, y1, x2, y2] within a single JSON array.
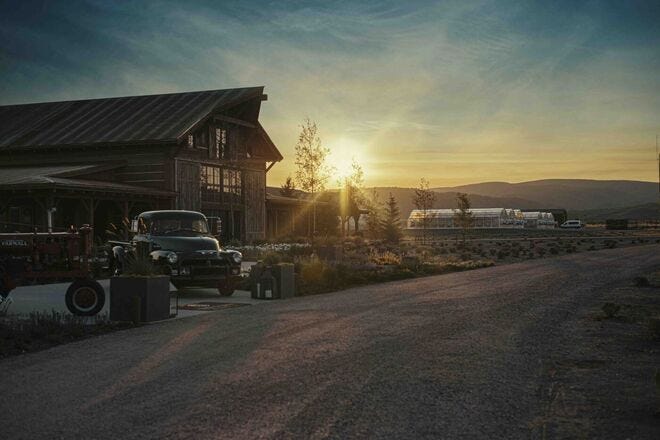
[[0, 86, 295, 242]]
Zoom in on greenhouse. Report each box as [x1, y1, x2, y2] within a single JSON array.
[[407, 208, 525, 229], [522, 211, 556, 229]]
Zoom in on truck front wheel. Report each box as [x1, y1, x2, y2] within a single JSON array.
[[66, 279, 105, 316], [217, 281, 235, 297]]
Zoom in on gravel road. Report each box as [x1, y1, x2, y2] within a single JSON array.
[[2, 245, 659, 439]]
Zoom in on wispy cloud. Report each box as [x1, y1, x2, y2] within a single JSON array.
[[0, 0, 658, 186]]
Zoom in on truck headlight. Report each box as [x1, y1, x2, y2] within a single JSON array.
[[231, 251, 242, 264], [167, 252, 178, 264]]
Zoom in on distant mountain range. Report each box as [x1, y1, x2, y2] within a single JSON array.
[[270, 179, 659, 221], [568, 203, 660, 222], [370, 179, 658, 220], [431, 179, 658, 210]]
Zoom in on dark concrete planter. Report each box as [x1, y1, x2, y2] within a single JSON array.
[[110, 275, 170, 322], [273, 263, 295, 298]]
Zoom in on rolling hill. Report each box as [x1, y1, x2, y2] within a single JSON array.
[[431, 179, 658, 210], [272, 179, 658, 222], [568, 202, 660, 222]]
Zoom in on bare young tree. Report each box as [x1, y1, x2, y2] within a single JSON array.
[[413, 177, 435, 244], [454, 192, 473, 246], [294, 118, 332, 237], [339, 158, 366, 235]]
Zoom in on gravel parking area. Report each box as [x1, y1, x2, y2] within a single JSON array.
[[1, 245, 659, 439]]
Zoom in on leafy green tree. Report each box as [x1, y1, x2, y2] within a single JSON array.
[[382, 193, 403, 244]]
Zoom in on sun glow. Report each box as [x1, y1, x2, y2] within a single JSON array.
[[327, 137, 369, 182]]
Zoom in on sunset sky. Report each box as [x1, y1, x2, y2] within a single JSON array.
[[1, 0, 659, 187]]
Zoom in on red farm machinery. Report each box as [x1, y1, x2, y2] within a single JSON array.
[[0, 225, 105, 316]]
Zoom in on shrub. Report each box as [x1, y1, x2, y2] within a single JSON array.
[[299, 260, 326, 285], [549, 247, 559, 255], [370, 251, 401, 265], [1, 311, 131, 357], [261, 251, 283, 265]]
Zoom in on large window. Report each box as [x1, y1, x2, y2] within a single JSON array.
[[223, 169, 242, 196], [201, 166, 241, 202], [201, 165, 222, 202]]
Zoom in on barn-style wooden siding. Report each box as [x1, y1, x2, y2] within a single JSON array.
[[0, 87, 283, 242]]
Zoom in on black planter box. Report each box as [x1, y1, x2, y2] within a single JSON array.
[[110, 276, 170, 322]]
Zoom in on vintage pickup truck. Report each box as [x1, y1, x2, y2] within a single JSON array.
[[112, 210, 242, 296]]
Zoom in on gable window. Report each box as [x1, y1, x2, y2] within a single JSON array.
[[187, 134, 194, 148], [212, 128, 227, 159]]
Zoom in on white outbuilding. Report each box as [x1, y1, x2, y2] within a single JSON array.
[[407, 208, 526, 229], [522, 211, 556, 229]]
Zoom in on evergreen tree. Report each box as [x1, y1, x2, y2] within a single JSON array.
[[280, 176, 296, 197], [382, 193, 403, 244]]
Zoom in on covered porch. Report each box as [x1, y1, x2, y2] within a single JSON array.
[[0, 166, 174, 239]]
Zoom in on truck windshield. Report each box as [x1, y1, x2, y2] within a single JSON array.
[[148, 217, 209, 236]]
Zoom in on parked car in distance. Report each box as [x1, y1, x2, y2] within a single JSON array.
[[560, 220, 584, 229]]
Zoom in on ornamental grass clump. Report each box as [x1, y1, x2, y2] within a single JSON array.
[[123, 253, 159, 277]]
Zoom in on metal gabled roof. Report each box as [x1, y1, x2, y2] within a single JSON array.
[[0, 87, 264, 151], [0, 164, 174, 197], [0, 164, 103, 185]]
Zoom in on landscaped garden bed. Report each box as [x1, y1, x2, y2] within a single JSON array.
[[235, 232, 660, 297], [0, 311, 136, 358]]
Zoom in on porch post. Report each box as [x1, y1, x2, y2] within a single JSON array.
[[122, 201, 130, 240]]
